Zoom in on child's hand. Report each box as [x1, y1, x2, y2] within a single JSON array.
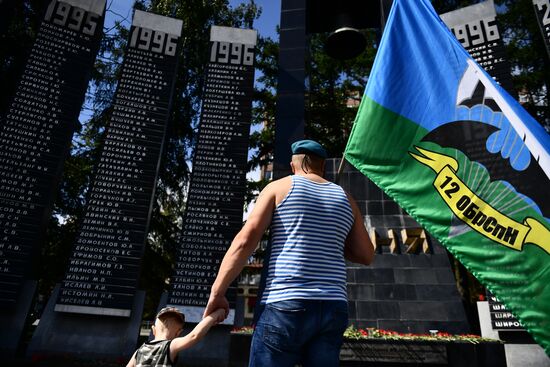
[[209, 308, 226, 324]]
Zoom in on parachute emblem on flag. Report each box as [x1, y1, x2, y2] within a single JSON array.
[[410, 59, 550, 253]]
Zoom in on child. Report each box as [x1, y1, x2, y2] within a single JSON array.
[[126, 307, 225, 367]]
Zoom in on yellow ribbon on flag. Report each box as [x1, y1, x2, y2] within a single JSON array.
[[410, 146, 550, 254]]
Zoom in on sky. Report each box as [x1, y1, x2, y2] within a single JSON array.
[[104, 0, 280, 39]]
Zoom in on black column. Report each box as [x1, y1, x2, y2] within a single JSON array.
[[440, 0, 516, 96], [272, 0, 306, 179], [0, 0, 105, 356], [533, 0, 550, 59], [27, 9, 183, 361], [166, 25, 257, 325], [53, 9, 182, 317]]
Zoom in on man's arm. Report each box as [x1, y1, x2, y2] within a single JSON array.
[[344, 193, 375, 265], [169, 309, 225, 361], [203, 182, 278, 319]]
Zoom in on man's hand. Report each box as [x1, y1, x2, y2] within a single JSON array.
[[203, 293, 229, 320], [207, 308, 227, 324]]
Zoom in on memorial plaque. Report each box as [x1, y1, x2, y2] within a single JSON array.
[[167, 26, 257, 324], [487, 291, 524, 330], [533, 0, 550, 58], [441, 0, 515, 94], [54, 10, 183, 317], [0, 0, 105, 310], [340, 341, 448, 364]]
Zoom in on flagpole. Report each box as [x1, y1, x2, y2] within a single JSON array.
[[335, 155, 347, 185]]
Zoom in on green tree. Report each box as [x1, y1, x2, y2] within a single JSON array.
[[306, 31, 378, 157], [245, 34, 279, 203], [0, 0, 46, 115], [246, 30, 380, 171], [494, 0, 550, 128]]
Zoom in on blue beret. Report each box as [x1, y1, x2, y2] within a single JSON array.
[[291, 139, 327, 158]]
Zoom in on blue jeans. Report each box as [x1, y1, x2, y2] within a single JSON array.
[[249, 299, 348, 367]]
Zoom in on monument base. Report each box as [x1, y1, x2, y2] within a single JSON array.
[[176, 325, 233, 367], [228, 333, 506, 367], [0, 280, 37, 357], [26, 284, 145, 365], [477, 301, 550, 367]]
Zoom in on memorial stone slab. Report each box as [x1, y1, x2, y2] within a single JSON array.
[[27, 9, 183, 361], [272, 0, 306, 179], [441, 0, 515, 95], [533, 0, 550, 58], [0, 0, 105, 356], [0, 0, 105, 312], [53, 9, 183, 318], [487, 291, 524, 331], [166, 26, 257, 325]]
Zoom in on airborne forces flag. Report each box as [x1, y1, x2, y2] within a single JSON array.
[[345, 0, 550, 353]]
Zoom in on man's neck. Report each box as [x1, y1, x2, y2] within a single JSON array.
[[294, 171, 327, 183], [295, 170, 323, 177]]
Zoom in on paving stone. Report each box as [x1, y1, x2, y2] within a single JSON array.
[[399, 301, 450, 320], [383, 200, 401, 215], [434, 268, 458, 284], [352, 319, 378, 330], [367, 201, 383, 215], [384, 215, 403, 228], [347, 301, 357, 320]]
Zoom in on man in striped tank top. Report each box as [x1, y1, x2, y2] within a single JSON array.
[[204, 140, 374, 367]]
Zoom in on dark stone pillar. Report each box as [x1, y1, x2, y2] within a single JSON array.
[[27, 9, 183, 361], [164, 26, 257, 367], [0, 0, 105, 356], [272, 0, 306, 179], [532, 0, 550, 59], [440, 0, 516, 96]]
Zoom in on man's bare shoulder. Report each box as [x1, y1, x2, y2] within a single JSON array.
[[265, 176, 292, 189], [261, 176, 292, 204]]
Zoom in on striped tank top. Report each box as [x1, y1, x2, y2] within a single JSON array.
[[260, 175, 354, 304]]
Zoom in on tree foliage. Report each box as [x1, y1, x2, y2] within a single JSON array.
[[305, 31, 378, 157], [494, 0, 550, 128], [0, 0, 47, 115]]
